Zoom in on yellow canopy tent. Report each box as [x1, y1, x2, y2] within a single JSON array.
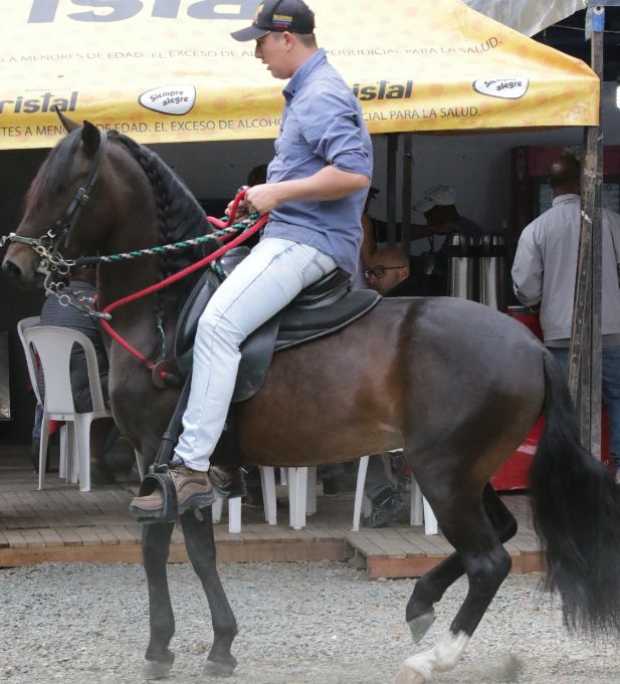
[[0, 0, 598, 150]]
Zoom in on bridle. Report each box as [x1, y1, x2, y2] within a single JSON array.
[[55, 130, 107, 250], [1, 129, 269, 371], [1, 130, 107, 278]]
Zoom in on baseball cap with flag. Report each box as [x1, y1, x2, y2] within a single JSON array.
[[231, 0, 315, 42]]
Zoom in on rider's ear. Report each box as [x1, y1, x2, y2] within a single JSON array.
[[53, 105, 80, 133], [81, 121, 101, 158]]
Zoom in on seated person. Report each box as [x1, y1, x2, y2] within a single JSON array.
[[364, 246, 413, 296], [33, 266, 117, 484], [358, 188, 415, 296]]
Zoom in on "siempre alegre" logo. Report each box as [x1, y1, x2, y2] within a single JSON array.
[[352, 80, 414, 102], [138, 86, 196, 116], [473, 78, 529, 100], [0, 91, 79, 114]]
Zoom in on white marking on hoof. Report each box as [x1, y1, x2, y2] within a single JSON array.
[[396, 630, 470, 683], [395, 662, 428, 683], [408, 610, 436, 643]]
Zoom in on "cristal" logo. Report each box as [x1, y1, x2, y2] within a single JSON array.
[[0, 91, 79, 114], [352, 81, 414, 102], [27, 1, 260, 23]]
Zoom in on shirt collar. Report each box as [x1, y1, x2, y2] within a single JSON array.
[[283, 49, 327, 101], [552, 193, 580, 206]]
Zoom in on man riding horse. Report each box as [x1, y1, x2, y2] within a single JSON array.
[[130, 0, 373, 518]]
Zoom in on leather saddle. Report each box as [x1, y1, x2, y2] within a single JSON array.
[[173, 246, 381, 402], [133, 247, 381, 524]]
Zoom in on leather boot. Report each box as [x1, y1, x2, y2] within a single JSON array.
[[129, 464, 215, 516]]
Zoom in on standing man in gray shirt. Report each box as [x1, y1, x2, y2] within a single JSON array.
[[131, 0, 373, 516], [512, 152, 620, 479]]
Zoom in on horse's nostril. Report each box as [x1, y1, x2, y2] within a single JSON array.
[[2, 260, 22, 279]]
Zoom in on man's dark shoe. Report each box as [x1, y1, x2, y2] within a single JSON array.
[[129, 464, 215, 517], [208, 465, 246, 499], [244, 485, 264, 508]]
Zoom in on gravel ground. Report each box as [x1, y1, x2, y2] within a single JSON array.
[[1, 561, 619, 684]]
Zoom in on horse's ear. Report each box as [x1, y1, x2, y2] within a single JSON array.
[[53, 105, 79, 133], [81, 121, 101, 158]]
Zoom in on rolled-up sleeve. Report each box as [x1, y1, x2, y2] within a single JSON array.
[[512, 223, 543, 306], [295, 88, 372, 178]]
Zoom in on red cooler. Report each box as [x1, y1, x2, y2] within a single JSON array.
[[491, 307, 610, 491]]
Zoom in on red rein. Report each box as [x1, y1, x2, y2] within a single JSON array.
[[98, 191, 268, 370]]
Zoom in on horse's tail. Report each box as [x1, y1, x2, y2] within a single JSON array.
[[530, 349, 620, 634]]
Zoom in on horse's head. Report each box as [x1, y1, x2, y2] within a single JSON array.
[[2, 112, 111, 284]]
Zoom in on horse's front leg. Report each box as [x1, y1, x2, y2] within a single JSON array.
[[180, 508, 238, 677], [142, 522, 176, 679]]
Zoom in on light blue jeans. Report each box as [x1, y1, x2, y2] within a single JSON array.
[[549, 346, 620, 465], [175, 237, 336, 471]]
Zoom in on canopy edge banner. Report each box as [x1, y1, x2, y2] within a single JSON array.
[[0, 0, 599, 150]]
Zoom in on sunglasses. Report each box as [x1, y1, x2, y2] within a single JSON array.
[[363, 265, 407, 279]]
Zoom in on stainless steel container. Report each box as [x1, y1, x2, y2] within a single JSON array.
[[478, 235, 506, 309], [447, 234, 475, 300]]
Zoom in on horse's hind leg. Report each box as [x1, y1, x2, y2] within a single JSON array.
[[406, 485, 516, 642], [180, 508, 238, 677], [397, 482, 512, 684], [142, 522, 176, 679]]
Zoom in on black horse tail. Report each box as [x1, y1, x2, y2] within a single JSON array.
[[530, 350, 620, 635]]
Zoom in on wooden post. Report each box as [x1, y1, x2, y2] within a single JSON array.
[[568, 4, 604, 458], [387, 134, 398, 245]]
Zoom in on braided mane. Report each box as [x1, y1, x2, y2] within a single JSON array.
[[110, 131, 213, 279]]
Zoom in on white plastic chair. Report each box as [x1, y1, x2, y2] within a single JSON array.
[[17, 316, 69, 480], [352, 455, 439, 535], [212, 466, 317, 533], [21, 324, 111, 492]]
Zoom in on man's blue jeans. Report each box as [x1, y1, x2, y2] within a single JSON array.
[[549, 346, 620, 466]]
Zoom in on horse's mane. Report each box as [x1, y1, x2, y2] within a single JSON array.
[[110, 131, 212, 277]]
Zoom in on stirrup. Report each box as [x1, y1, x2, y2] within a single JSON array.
[[130, 464, 178, 524]]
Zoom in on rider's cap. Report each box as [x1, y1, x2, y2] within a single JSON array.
[[414, 185, 457, 214], [231, 0, 315, 42]]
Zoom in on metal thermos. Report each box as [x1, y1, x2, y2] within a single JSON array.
[[478, 235, 506, 309], [447, 233, 475, 299]]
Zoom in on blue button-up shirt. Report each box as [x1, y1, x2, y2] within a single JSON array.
[[265, 49, 373, 275]]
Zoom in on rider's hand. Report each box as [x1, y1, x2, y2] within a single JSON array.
[[245, 183, 282, 215], [225, 186, 250, 219]]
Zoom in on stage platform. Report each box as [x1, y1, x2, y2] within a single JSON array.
[[0, 449, 543, 578]]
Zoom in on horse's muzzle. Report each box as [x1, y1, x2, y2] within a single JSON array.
[[1, 245, 38, 284], [1, 258, 22, 279]]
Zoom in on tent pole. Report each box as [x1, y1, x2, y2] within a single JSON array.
[[401, 134, 413, 250], [568, 4, 604, 459], [387, 134, 398, 245]]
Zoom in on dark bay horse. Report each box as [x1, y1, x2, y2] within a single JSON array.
[[4, 120, 620, 683]]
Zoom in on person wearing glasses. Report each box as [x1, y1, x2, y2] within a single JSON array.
[[360, 194, 415, 296], [131, 0, 373, 516]]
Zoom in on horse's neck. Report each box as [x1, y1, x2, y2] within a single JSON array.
[[97, 199, 168, 346]]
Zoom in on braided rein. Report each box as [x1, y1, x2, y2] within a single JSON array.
[[0, 213, 261, 319]]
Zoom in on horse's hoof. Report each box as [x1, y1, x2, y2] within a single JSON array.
[[143, 659, 173, 680], [407, 610, 436, 643], [394, 661, 428, 684], [203, 658, 236, 678]]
